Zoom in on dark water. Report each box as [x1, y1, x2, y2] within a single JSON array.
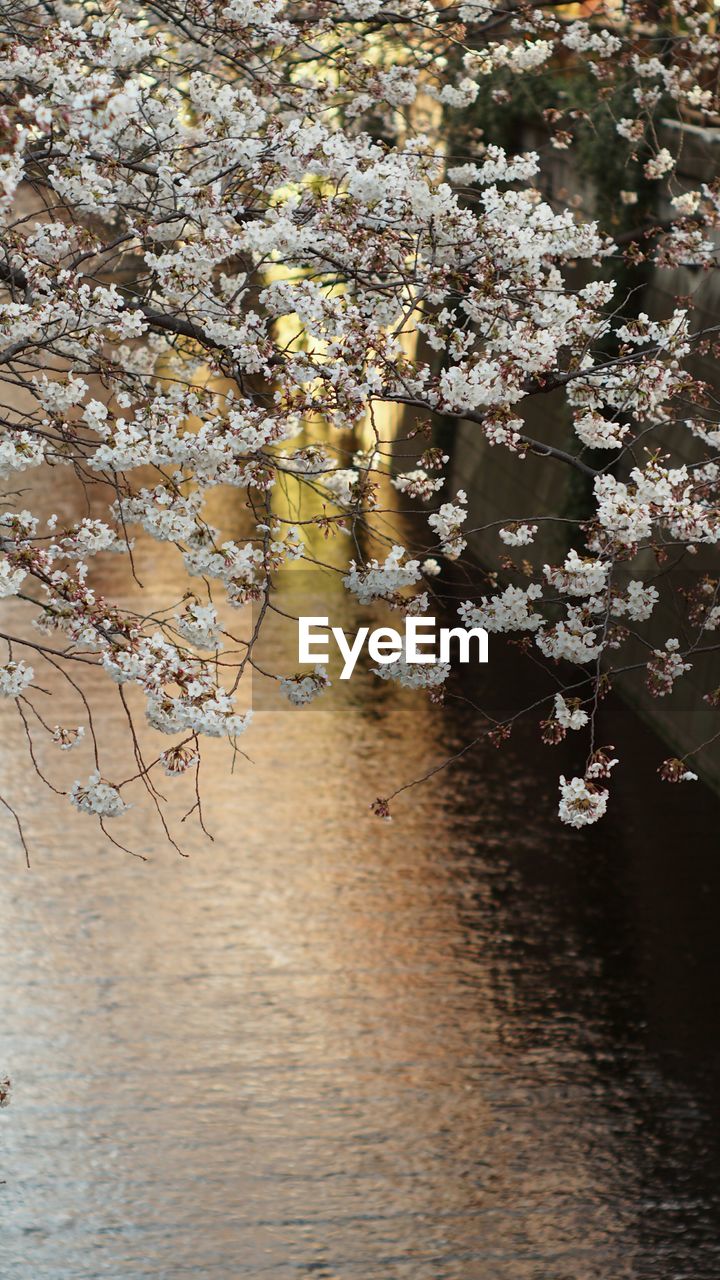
[[1, 471, 720, 1278]]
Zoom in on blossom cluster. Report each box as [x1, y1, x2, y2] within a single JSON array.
[[0, 0, 718, 845]]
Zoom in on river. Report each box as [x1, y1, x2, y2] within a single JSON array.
[[1, 465, 720, 1279]]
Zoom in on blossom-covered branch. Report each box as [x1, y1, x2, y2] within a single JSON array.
[[1, 0, 719, 848]]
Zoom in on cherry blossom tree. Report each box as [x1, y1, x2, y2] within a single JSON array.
[[1, 0, 719, 852]]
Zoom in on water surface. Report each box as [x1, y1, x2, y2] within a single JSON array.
[[1, 473, 720, 1278]]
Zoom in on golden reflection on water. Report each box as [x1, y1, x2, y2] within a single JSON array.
[[2, 470, 720, 1277], [0, 662, 619, 1279]]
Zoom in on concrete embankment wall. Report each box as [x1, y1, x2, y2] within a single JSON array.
[[447, 121, 720, 791]]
